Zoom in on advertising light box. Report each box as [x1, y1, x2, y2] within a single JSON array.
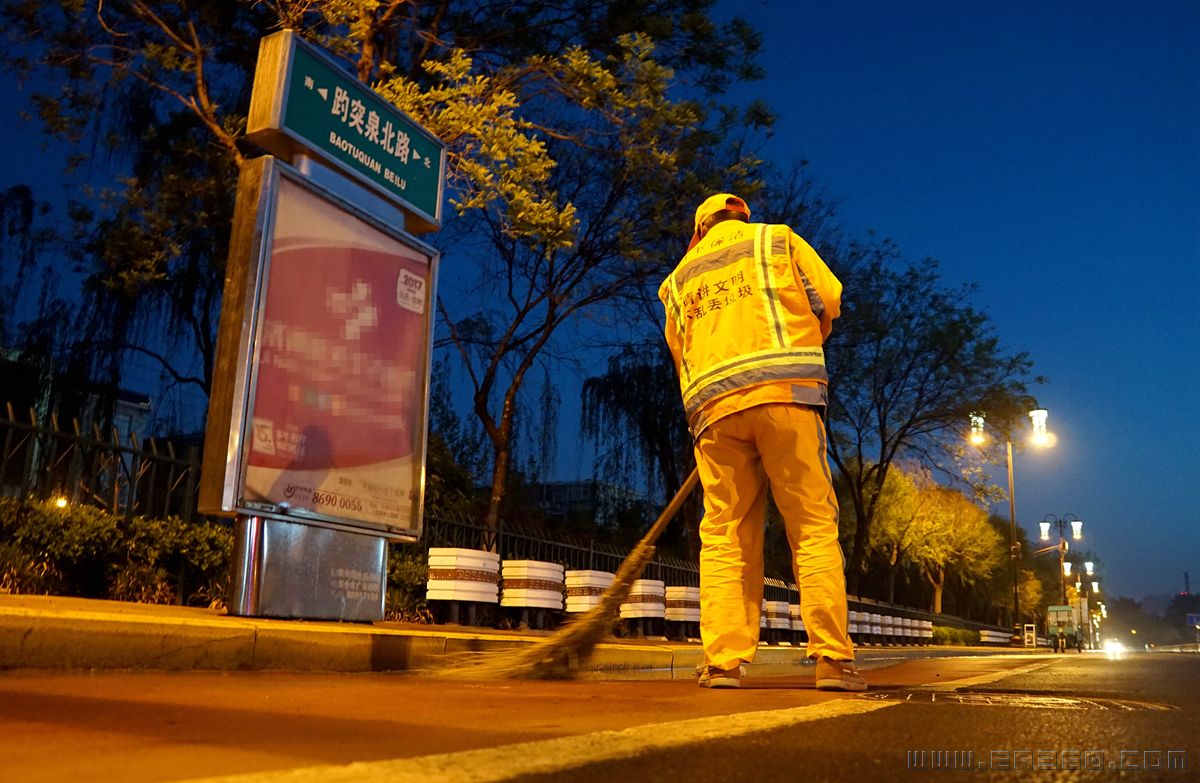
[[201, 156, 436, 541]]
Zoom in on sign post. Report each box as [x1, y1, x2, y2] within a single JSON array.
[[200, 31, 445, 622]]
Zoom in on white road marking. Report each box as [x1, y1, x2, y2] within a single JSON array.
[[919, 656, 1062, 691], [179, 699, 898, 783]]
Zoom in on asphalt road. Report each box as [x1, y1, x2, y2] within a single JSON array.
[[3, 651, 1197, 782]]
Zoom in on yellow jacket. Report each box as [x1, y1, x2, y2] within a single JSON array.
[[659, 220, 842, 438]]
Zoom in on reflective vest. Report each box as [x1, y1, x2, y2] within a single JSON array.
[[659, 221, 838, 437]]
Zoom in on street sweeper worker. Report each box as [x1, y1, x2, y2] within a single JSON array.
[[658, 193, 866, 691]]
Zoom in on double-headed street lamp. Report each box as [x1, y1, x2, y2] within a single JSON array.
[[1039, 513, 1083, 604], [969, 408, 1052, 634]]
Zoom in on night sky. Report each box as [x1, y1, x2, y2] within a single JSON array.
[[1, 2, 1196, 605], [722, 0, 1199, 602]]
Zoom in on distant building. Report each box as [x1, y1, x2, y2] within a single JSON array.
[[1, 348, 153, 497], [106, 389, 153, 445], [1, 348, 151, 437], [535, 479, 646, 528]]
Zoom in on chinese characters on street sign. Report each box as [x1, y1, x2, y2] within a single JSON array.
[[247, 30, 445, 233]]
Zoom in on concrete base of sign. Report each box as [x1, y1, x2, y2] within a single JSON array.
[[228, 514, 387, 622]]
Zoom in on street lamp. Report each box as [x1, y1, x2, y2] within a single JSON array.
[[969, 409, 1054, 636], [1072, 574, 1101, 650], [1039, 513, 1083, 605]]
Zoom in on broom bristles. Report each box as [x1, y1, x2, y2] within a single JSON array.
[[436, 468, 699, 680], [438, 541, 658, 680]]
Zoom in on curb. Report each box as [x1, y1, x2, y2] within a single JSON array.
[[0, 594, 1027, 677]]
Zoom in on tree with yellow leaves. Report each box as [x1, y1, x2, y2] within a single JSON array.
[[907, 486, 1003, 614]]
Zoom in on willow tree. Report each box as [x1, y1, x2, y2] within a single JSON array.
[[0, 0, 270, 414], [580, 341, 699, 553]]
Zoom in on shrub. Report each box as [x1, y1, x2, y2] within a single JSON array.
[[385, 544, 433, 623], [2, 500, 122, 596], [1, 497, 438, 618], [0, 497, 233, 606], [932, 625, 980, 646], [0, 540, 63, 595]]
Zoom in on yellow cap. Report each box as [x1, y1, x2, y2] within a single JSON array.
[[693, 193, 750, 237]]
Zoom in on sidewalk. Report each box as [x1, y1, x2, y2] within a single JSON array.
[[0, 593, 1014, 678]]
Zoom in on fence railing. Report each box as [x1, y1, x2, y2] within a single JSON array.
[[423, 514, 701, 588], [1, 402, 1009, 633], [1, 403, 200, 521]]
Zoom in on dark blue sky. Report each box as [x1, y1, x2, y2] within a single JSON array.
[[722, 0, 1199, 602]]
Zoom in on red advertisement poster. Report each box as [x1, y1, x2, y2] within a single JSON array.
[[242, 176, 432, 532]]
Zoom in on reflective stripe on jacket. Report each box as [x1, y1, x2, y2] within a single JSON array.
[[659, 221, 841, 437]]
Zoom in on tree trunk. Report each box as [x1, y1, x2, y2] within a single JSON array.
[[483, 446, 509, 552], [929, 566, 945, 614], [845, 489, 869, 596], [886, 545, 898, 604]]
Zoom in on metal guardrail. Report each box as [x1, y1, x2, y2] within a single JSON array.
[[422, 514, 702, 588], [1152, 644, 1200, 653], [1, 402, 1009, 634], [419, 516, 1010, 634]]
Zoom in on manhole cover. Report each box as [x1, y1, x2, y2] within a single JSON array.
[[861, 690, 1175, 711]]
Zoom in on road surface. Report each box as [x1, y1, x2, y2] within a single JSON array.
[[3, 650, 1196, 782]]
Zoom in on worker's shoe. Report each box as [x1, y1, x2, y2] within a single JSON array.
[[814, 657, 867, 692], [696, 663, 744, 689]]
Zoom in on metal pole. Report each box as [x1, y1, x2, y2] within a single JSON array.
[[1059, 532, 1068, 605], [1085, 586, 1092, 649], [1006, 440, 1021, 632]]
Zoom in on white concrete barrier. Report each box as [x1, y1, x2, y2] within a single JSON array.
[[619, 579, 665, 619], [426, 548, 500, 603], [564, 569, 614, 613], [664, 586, 700, 623], [790, 604, 805, 635], [765, 600, 790, 630], [500, 560, 564, 611]]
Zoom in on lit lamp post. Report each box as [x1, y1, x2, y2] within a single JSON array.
[[1071, 561, 1100, 650], [1039, 513, 1083, 604], [969, 408, 1052, 636]]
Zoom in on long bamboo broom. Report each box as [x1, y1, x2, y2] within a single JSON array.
[[440, 466, 701, 680]]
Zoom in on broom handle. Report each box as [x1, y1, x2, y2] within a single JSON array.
[[641, 465, 701, 548]]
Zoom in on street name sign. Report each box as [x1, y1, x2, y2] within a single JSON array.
[[246, 30, 446, 233]]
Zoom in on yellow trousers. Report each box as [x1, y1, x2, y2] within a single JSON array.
[[694, 403, 854, 668]]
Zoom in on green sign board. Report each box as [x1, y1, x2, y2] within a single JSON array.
[[246, 30, 445, 233], [1047, 605, 1074, 629]]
